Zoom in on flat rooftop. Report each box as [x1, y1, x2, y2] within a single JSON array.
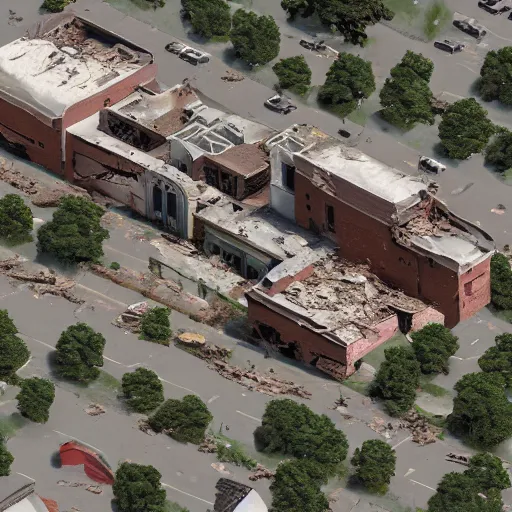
[[0, 16, 151, 117], [254, 255, 426, 346], [204, 144, 269, 177], [195, 201, 319, 261]]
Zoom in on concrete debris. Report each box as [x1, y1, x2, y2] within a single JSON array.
[[176, 331, 206, 348], [112, 301, 150, 333], [0, 257, 83, 304], [398, 409, 442, 445], [211, 463, 231, 475], [84, 403, 105, 416], [221, 70, 244, 82], [57, 481, 103, 494], [137, 419, 157, 436], [492, 204, 506, 215], [8, 10, 23, 26], [161, 233, 197, 255], [367, 416, 396, 440], [248, 464, 275, 481], [446, 452, 471, 466], [198, 434, 218, 454], [176, 338, 232, 361], [210, 359, 312, 399]]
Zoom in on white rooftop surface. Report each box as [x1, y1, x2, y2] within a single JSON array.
[[234, 489, 268, 512], [0, 38, 141, 116], [298, 143, 426, 205], [8, 495, 49, 512]]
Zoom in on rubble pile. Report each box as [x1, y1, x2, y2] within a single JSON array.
[[210, 359, 312, 399], [137, 419, 156, 436], [84, 404, 106, 416], [248, 464, 275, 481], [221, 70, 244, 82], [57, 481, 102, 494], [113, 301, 150, 333], [0, 256, 83, 304], [367, 416, 397, 440], [399, 409, 442, 445], [198, 434, 218, 454]]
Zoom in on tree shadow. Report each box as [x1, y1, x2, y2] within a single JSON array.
[[50, 450, 62, 469]]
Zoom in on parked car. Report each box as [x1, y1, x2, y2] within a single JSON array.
[[453, 18, 487, 38], [338, 128, 351, 138], [264, 95, 297, 114], [299, 39, 327, 51], [478, 0, 511, 14], [418, 156, 446, 174], [434, 39, 465, 53], [165, 41, 210, 65]]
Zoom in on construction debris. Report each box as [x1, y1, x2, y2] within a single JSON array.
[[57, 481, 103, 494], [492, 204, 506, 215], [161, 233, 198, 255], [8, 10, 23, 26], [113, 301, 150, 333], [367, 416, 396, 440], [198, 434, 218, 454], [210, 359, 312, 399], [84, 404, 105, 416], [248, 464, 275, 481], [137, 419, 157, 436], [221, 70, 244, 82], [398, 409, 442, 445], [176, 331, 206, 349], [446, 452, 471, 466], [211, 462, 231, 475]]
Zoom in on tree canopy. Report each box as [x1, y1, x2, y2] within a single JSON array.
[[478, 47, 512, 106], [181, 0, 231, 39], [230, 10, 280, 66], [318, 52, 375, 117], [0, 310, 30, 381], [113, 462, 166, 512], [0, 441, 14, 476], [148, 395, 212, 444], [0, 194, 33, 241], [479, 333, 512, 385], [37, 196, 109, 264], [379, 51, 435, 130], [281, 0, 394, 46], [16, 377, 55, 424], [270, 459, 330, 512], [438, 98, 494, 160], [254, 398, 348, 473], [55, 323, 106, 383], [372, 346, 420, 416], [485, 128, 512, 172], [351, 439, 396, 494], [122, 368, 164, 413], [273, 56, 312, 95], [41, 0, 72, 12], [465, 452, 511, 493], [140, 307, 172, 345], [490, 253, 512, 310], [447, 372, 512, 446], [411, 323, 459, 374]]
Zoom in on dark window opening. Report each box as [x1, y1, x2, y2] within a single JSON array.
[[428, 257, 436, 268], [306, 204, 311, 211], [326, 204, 335, 232], [220, 171, 237, 197], [222, 251, 242, 274], [232, 203, 243, 212], [279, 341, 299, 360], [38, 141, 45, 148], [153, 185, 162, 215], [464, 281, 473, 296], [179, 163, 188, 174], [246, 265, 259, 280], [167, 192, 177, 219], [305, 193, 310, 200], [104, 98, 111, 107], [282, 163, 295, 191], [210, 243, 221, 255], [204, 166, 219, 188]]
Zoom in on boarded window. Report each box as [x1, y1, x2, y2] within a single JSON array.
[[282, 163, 295, 191], [326, 204, 335, 232]]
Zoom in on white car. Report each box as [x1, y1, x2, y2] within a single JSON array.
[[418, 156, 446, 174], [165, 41, 210, 65]]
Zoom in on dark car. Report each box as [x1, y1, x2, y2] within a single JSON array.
[[478, 0, 511, 14], [453, 18, 487, 38], [434, 39, 465, 53], [299, 39, 327, 51], [338, 128, 351, 138], [264, 95, 297, 114]]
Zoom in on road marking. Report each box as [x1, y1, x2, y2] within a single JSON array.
[[158, 377, 197, 395], [392, 435, 412, 450], [162, 483, 214, 505], [450, 356, 463, 361], [409, 479, 436, 491], [20, 334, 54, 351], [104, 356, 123, 365], [126, 363, 142, 368], [104, 245, 149, 266], [16, 472, 35, 481], [0, 400, 14, 408], [17, 356, 32, 372], [208, 395, 220, 404], [0, 289, 22, 301], [404, 468, 415, 478], [52, 430, 104, 454], [236, 411, 262, 423], [471, 339, 480, 345], [74, 284, 128, 308]]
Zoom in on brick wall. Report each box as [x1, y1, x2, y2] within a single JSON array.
[[459, 256, 491, 322]]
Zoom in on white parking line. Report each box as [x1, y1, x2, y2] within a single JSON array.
[[20, 334, 54, 351], [16, 472, 35, 481], [52, 430, 104, 454], [409, 479, 436, 491], [471, 339, 479, 345], [162, 483, 214, 505], [104, 356, 123, 365], [158, 377, 197, 395], [392, 435, 411, 450], [208, 395, 220, 404], [236, 411, 261, 423]]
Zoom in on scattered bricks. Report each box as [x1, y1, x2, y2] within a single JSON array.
[[446, 452, 471, 466], [398, 409, 442, 445], [249, 464, 275, 481], [112, 301, 150, 333], [198, 434, 217, 454], [84, 404, 106, 416], [137, 419, 157, 436]]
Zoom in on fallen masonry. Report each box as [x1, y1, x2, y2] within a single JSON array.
[[398, 409, 442, 445], [84, 404, 106, 416], [57, 481, 103, 494], [248, 464, 275, 481], [112, 301, 151, 333]]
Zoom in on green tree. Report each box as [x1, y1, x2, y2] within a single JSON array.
[[37, 196, 109, 264], [478, 47, 512, 105], [16, 377, 55, 423], [122, 368, 164, 413], [479, 333, 512, 385], [379, 51, 435, 130], [148, 395, 212, 444], [55, 323, 106, 383], [438, 98, 494, 159], [270, 459, 329, 512], [411, 323, 459, 374], [113, 462, 166, 512], [140, 307, 172, 345], [0, 195, 33, 240], [273, 56, 312, 95], [490, 253, 512, 310], [281, 0, 394, 46], [351, 439, 396, 494], [230, 10, 280, 66], [372, 346, 420, 416], [181, 0, 231, 39], [447, 372, 512, 446], [0, 310, 30, 381], [485, 128, 512, 172], [428, 472, 504, 512], [465, 453, 511, 492], [41, 0, 72, 12], [0, 310, 18, 338], [254, 399, 348, 473], [0, 441, 14, 476], [318, 52, 375, 117]]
